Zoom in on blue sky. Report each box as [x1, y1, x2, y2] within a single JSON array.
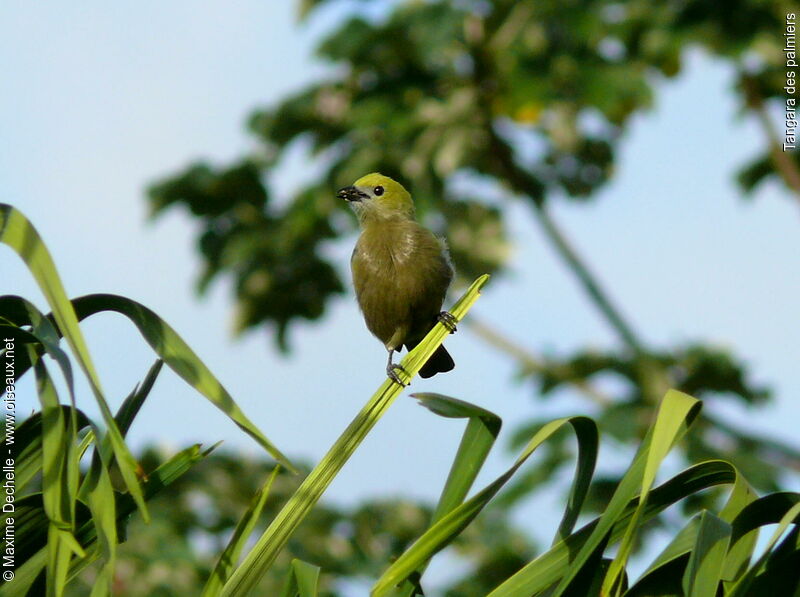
[[3, 1, 799, 588]]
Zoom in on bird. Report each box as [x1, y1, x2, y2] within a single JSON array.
[[338, 173, 457, 385]]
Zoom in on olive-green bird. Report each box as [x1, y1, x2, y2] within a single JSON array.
[[338, 173, 457, 385]]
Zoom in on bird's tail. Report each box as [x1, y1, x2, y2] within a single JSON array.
[[418, 345, 455, 378]]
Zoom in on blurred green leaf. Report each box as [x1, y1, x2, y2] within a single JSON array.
[[0, 205, 148, 521], [279, 559, 321, 597], [203, 467, 282, 597]]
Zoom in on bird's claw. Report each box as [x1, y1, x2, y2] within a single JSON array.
[[438, 311, 458, 334], [387, 363, 409, 387]]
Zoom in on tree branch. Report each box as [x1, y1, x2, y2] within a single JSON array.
[[466, 315, 614, 407], [465, 15, 648, 357], [484, 124, 648, 356], [741, 72, 800, 201]]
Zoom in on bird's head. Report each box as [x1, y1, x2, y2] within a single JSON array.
[[338, 173, 414, 222]]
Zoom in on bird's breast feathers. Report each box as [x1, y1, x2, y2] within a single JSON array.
[[351, 219, 453, 346], [352, 219, 450, 284]]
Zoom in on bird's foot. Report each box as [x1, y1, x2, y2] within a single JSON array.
[[438, 311, 458, 334], [387, 363, 409, 387]]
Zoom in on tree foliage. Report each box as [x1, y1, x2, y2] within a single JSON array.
[[148, 0, 800, 510], [150, 0, 797, 341]]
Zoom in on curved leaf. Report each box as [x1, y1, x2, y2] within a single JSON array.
[[626, 459, 757, 594], [595, 390, 702, 597], [67, 293, 295, 473], [488, 460, 738, 597], [0, 205, 147, 520], [371, 414, 596, 596], [390, 393, 503, 597], [412, 392, 502, 523], [728, 498, 800, 596]]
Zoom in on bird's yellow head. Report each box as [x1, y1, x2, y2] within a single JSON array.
[[337, 173, 414, 222]]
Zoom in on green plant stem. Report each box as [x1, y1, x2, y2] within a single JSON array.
[[220, 275, 488, 597]]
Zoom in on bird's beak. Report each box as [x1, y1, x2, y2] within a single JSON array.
[[337, 186, 369, 202]]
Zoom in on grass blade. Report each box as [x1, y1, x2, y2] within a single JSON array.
[[68, 293, 294, 473], [626, 462, 757, 596], [625, 516, 699, 596], [0, 406, 90, 494], [553, 415, 598, 544], [279, 559, 321, 597], [0, 205, 147, 521], [725, 492, 800, 595], [594, 390, 701, 597], [203, 466, 282, 597], [0, 296, 75, 399], [114, 359, 164, 437], [372, 415, 595, 596], [389, 393, 502, 596], [81, 428, 118, 596], [412, 393, 502, 524], [487, 461, 731, 596], [220, 274, 489, 597], [32, 357, 81, 597], [728, 499, 800, 596], [681, 511, 730, 597]]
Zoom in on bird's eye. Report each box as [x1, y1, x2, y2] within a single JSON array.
[[373, 186, 384, 196]]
